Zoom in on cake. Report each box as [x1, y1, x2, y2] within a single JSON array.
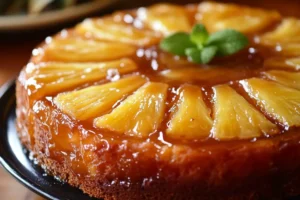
[[15, 1, 300, 199]]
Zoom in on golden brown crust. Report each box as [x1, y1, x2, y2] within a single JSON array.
[[28, 143, 300, 200]]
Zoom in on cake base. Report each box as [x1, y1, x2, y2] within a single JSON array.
[[27, 153, 300, 200]]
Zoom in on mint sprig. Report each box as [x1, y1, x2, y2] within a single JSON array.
[[159, 24, 249, 64], [190, 24, 209, 49], [159, 32, 196, 56]]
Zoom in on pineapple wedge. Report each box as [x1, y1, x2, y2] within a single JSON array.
[[95, 82, 168, 137], [137, 3, 192, 35], [54, 76, 146, 120], [241, 78, 300, 127], [264, 57, 300, 70], [75, 18, 161, 46], [166, 85, 213, 139], [279, 44, 300, 56], [26, 58, 137, 98], [260, 18, 300, 44], [44, 38, 136, 62], [212, 85, 278, 140], [259, 18, 300, 56], [197, 1, 280, 33], [264, 70, 300, 90]]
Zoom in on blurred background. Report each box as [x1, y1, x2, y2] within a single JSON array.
[[0, 0, 299, 199]]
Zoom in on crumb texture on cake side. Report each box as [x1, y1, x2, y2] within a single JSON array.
[[15, 1, 300, 199]]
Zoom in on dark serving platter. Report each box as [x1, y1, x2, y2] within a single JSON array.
[[0, 80, 99, 200], [0, 80, 300, 200]]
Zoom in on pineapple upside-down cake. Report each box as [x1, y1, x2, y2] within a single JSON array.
[[16, 1, 300, 199]]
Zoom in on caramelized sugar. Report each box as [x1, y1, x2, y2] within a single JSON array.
[[17, 2, 300, 177]]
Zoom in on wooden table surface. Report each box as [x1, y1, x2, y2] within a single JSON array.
[[0, 0, 298, 199]]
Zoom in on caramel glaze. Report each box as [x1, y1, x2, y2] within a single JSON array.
[[15, 2, 300, 198]]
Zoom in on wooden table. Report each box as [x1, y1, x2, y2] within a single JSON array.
[[0, 0, 299, 199]]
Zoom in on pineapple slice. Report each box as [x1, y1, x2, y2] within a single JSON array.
[[259, 18, 300, 56], [279, 44, 300, 56], [241, 78, 300, 127], [166, 85, 213, 139], [137, 3, 192, 35], [260, 18, 300, 45], [197, 2, 280, 33], [44, 38, 136, 62], [264, 57, 300, 70], [159, 67, 249, 85], [212, 85, 278, 140], [94, 82, 168, 137], [264, 70, 300, 90], [54, 76, 146, 120], [26, 58, 137, 98], [75, 18, 161, 46]]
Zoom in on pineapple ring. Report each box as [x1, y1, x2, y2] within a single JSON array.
[[18, 1, 300, 143]]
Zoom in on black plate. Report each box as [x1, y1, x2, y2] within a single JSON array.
[[0, 81, 99, 200]]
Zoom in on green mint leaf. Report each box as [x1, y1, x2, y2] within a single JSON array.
[[160, 32, 196, 56], [201, 46, 218, 64], [206, 29, 248, 56], [190, 24, 209, 49], [185, 48, 202, 63]]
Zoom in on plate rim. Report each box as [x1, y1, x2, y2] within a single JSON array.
[[0, 81, 52, 199], [0, 81, 55, 200], [0, 0, 119, 31]]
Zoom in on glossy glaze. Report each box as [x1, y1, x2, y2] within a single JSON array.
[[15, 2, 300, 196]]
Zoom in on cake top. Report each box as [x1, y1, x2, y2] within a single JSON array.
[[20, 1, 300, 143]]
